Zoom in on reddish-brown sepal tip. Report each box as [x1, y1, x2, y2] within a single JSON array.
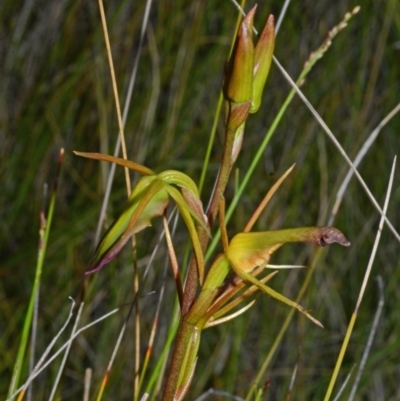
[[315, 227, 351, 247]]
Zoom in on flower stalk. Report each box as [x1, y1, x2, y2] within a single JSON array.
[[75, 6, 352, 401]]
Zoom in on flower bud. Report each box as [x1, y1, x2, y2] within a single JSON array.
[[251, 14, 275, 113], [222, 6, 256, 103]]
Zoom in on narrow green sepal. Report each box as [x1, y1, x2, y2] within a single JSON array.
[[251, 14, 275, 113], [86, 177, 168, 274], [166, 186, 206, 284], [73, 151, 155, 175], [158, 170, 209, 235], [222, 6, 256, 103]]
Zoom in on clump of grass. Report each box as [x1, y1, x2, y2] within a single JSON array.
[[3, 1, 400, 400]]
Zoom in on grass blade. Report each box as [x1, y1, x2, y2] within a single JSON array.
[[7, 149, 64, 400], [323, 156, 396, 401]]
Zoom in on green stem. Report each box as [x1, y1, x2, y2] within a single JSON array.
[[8, 149, 63, 399], [198, 93, 224, 194], [163, 108, 237, 400], [206, 124, 236, 228], [162, 4, 250, 395], [161, 321, 197, 401], [206, 85, 297, 260], [182, 112, 236, 316]]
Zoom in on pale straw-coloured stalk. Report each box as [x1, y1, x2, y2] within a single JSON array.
[[323, 156, 396, 401], [332, 365, 356, 401], [272, 56, 400, 244], [347, 276, 385, 400]]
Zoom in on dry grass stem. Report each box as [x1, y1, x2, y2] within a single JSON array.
[[348, 277, 384, 401], [329, 103, 400, 226], [272, 55, 400, 243], [97, 0, 130, 193], [10, 299, 77, 401], [48, 302, 84, 401], [285, 362, 298, 401], [84, 368, 92, 401], [244, 163, 295, 233], [163, 215, 184, 307], [94, 0, 154, 246], [323, 156, 396, 401], [332, 365, 356, 401]]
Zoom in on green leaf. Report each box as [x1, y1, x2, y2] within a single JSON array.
[[158, 170, 201, 197], [166, 185, 205, 284], [74, 151, 155, 176], [158, 170, 209, 235], [86, 177, 168, 274], [85, 168, 210, 277]]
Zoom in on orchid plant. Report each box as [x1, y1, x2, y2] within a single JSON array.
[[76, 6, 350, 400]]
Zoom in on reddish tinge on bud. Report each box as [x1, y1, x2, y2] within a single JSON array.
[[222, 6, 256, 103], [251, 14, 275, 113]]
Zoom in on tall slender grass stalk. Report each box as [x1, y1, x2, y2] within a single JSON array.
[[323, 157, 396, 400], [7, 149, 64, 401]]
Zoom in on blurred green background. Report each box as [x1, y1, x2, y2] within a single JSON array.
[[1, 0, 400, 399]]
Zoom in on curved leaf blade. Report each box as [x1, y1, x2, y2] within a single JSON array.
[[74, 151, 155, 176], [166, 185, 205, 284], [86, 177, 168, 274], [158, 170, 209, 234]]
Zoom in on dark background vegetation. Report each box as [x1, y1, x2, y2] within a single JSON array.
[[1, 0, 400, 399]]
